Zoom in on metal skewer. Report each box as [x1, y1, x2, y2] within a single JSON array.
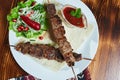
[[10, 44, 95, 61], [10, 44, 95, 80], [47, 0, 50, 3], [71, 66, 78, 80], [83, 57, 95, 61], [10, 45, 15, 47]]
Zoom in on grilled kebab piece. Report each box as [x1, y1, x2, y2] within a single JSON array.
[[15, 42, 82, 62], [45, 4, 75, 66]]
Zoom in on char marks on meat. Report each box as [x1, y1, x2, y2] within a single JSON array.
[[45, 4, 56, 18], [45, 4, 75, 66], [15, 42, 82, 62]]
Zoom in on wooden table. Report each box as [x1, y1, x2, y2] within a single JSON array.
[[0, 0, 120, 80]]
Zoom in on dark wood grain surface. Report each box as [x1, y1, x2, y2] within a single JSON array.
[[0, 0, 120, 80]]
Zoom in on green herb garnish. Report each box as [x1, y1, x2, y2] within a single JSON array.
[[70, 8, 82, 18], [32, 4, 45, 12]]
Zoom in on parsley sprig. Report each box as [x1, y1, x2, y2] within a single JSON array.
[[70, 8, 82, 18]]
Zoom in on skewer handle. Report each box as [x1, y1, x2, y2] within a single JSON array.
[[10, 45, 15, 47], [83, 58, 95, 61], [71, 66, 78, 80], [47, 0, 50, 3]]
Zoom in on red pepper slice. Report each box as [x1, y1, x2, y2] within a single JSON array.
[[20, 15, 40, 30]]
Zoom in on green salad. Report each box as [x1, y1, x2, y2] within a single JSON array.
[[7, 0, 48, 38]]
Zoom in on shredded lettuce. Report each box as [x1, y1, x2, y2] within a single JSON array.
[[17, 0, 35, 8], [7, 14, 12, 21], [7, 7, 19, 21], [24, 0, 35, 7], [17, 1, 26, 8], [32, 4, 45, 13], [7, 0, 49, 39], [9, 21, 15, 30]]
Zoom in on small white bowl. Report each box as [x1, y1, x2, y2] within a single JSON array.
[[61, 5, 87, 28]]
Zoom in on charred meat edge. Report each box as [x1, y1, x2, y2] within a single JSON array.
[[45, 4, 75, 66], [15, 42, 82, 62]]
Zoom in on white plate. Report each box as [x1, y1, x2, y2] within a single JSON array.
[[9, 0, 99, 80]]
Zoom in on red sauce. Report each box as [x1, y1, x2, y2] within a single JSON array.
[[63, 7, 84, 28]]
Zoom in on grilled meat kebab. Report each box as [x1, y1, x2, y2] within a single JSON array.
[[45, 4, 75, 66], [15, 42, 82, 62]]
